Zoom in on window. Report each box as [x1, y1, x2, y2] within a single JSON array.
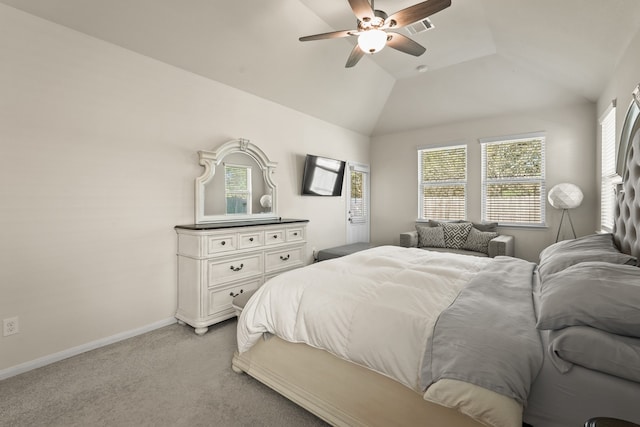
[[600, 101, 617, 232], [349, 167, 367, 224], [480, 133, 546, 226], [224, 163, 251, 214], [418, 145, 467, 220]]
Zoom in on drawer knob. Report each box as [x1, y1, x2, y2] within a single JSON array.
[[280, 254, 290, 261], [230, 263, 244, 272], [221, 241, 226, 246], [229, 289, 244, 298], [272, 235, 278, 239], [249, 237, 254, 242], [293, 232, 298, 236]]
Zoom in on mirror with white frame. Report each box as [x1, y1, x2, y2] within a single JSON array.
[[195, 138, 278, 224]]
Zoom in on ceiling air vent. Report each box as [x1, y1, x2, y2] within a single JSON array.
[[405, 18, 434, 36]]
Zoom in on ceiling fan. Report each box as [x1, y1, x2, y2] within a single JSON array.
[[299, 0, 451, 68]]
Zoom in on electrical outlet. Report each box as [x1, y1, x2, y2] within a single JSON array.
[[3, 317, 19, 336]]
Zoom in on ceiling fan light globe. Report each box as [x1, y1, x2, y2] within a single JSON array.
[[357, 29, 387, 54]]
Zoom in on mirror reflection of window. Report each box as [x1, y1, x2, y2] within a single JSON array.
[[225, 163, 252, 215]]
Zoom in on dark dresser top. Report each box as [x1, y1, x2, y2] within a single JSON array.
[[175, 218, 309, 230]]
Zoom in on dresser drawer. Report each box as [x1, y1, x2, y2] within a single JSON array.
[[264, 229, 285, 245], [265, 245, 304, 273], [286, 227, 304, 242], [207, 234, 237, 255], [207, 253, 263, 286], [238, 230, 264, 249], [207, 279, 260, 316]]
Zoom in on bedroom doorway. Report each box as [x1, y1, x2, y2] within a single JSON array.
[[346, 162, 370, 244]]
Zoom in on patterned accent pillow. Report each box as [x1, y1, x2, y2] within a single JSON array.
[[416, 225, 445, 248], [428, 219, 463, 227], [442, 222, 473, 249], [463, 227, 498, 254]]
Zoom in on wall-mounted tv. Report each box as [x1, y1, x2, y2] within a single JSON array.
[[301, 154, 346, 196]]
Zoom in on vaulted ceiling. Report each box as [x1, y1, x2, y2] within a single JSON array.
[[3, 0, 640, 136]]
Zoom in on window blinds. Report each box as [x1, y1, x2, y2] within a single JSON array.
[[600, 103, 617, 232], [349, 168, 367, 223], [418, 145, 467, 220], [481, 134, 546, 226]]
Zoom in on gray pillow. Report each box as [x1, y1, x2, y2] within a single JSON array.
[[547, 326, 640, 383], [537, 261, 640, 337], [472, 222, 498, 233], [427, 219, 463, 227], [463, 227, 498, 254], [538, 233, 636, 281], [416, 224, 445, 248], [442, 222, 472, 249], [539, 233, 630, 261]]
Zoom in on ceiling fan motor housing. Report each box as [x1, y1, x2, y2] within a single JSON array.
[[358, 9, 387, 30]]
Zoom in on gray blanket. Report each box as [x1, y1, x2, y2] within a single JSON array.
[[421, 256, 543, 404]]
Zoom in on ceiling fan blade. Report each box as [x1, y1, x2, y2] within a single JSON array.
[[385, 0, 451, 29], [345, 45, 365, 68], [386, 33, 426, 56], [299, 29, 356, 42], [348, 0, 375, 22]]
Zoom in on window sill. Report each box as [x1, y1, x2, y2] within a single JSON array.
[[496, 224, 548, 230], [415, 219, 548, 230]]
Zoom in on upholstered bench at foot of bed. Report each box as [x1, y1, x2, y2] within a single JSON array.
[[399, 230, 514, 257], [316, 242, 374, 261]]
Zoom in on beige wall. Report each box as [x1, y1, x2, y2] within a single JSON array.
[[370, 102, 597, 262], [0, 6, 369, 372]]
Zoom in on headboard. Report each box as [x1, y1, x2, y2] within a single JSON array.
[[613, 85, 640, 258]]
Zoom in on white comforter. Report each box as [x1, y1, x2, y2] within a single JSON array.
[[237, 245, 492, 392]]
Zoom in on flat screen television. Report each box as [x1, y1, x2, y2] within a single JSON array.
[[301, 154, 346, 196]]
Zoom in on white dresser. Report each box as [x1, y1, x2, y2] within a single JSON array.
[[175, 219, 308, 335]]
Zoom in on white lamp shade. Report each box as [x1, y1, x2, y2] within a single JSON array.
[[259, 194, 272, 208], [357, 29, 387, 54], [548, 183, 583, 209]]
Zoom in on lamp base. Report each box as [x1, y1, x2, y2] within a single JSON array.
[[555, 209, 577, 242]]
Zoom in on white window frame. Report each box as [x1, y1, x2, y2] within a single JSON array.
[[348, 164, 368, 224], [417, 144, 467, 221], [600, 101, 617, 233], [480, 132, 546, 227]]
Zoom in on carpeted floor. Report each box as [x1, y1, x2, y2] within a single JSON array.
[[0, 319, 328, 427]]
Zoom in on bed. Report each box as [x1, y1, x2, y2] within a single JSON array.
[[232, 89, 640, 427]]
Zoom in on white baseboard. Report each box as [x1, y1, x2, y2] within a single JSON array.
[[0, 317, 177, 381]]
